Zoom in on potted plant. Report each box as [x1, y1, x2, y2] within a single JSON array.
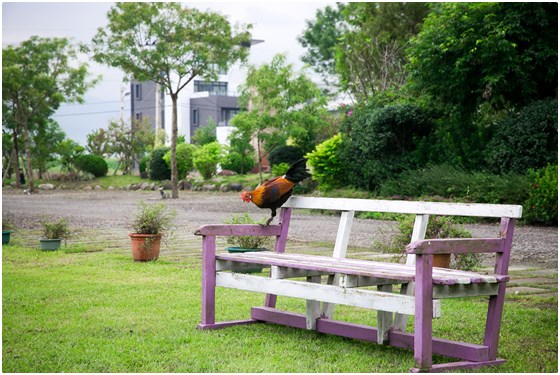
[[224, 213, 273, 273], [2, 218, 14, 245], [39, 217, 71, 251], [129, 201, 176, 262]]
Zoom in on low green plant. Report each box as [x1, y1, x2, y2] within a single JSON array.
[[74, 154, 108, 178], [193, 142, 224, 180], [163, 143, 197, 179], [378, 164, 530, 204], [306, 133, 344, 191], [130, 202, 176, 235], [268, 145, 304, 167], [40, 218, 72, 240], [524, 164, 558, 225], [375, 215, 481, 270], [149, 147, 171, 181], [271, 162, 290, 177], [224, 213, 273, 249], [2, 217, 14, 231]]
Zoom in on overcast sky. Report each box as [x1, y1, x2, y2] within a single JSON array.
[[2, 1, 333, 144]]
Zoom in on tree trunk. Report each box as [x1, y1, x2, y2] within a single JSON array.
[[170, 94, 179, 199], [11, 133, 21, 188], [22, 122, 35, 192]]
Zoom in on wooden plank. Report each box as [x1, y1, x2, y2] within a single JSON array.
[[407, 238, 504, 255], [377, 284, 394, 344], [217, 252, 500, 285], [215, 272, 438, 316], [284, 196, 523, 218], [306, 275, 322, 330]]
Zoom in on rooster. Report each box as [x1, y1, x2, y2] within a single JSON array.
[[241, 158, 311, 225]]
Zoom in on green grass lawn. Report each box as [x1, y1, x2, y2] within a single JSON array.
[[2, 241, 557, 372]]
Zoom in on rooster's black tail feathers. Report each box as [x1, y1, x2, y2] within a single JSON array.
[[284, 158, 311, 183]]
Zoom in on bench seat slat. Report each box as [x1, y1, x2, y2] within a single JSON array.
[[216, 252, 504, 285]]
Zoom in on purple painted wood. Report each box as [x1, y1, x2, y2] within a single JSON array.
[[195, 224, 282, 237], [406, 238, 504, 255], [200, 235, 216, 327], [197, 319, 259, 330], [265, 207, 292, 308], [414, 254, 433, 371], [251, 306, 307, 329], [316, 318, 489, 362], [410, 359, 505, 373], [484, 218, 516, 359]]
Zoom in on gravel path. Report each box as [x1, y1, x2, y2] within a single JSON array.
[[2, 189, 557, 269]]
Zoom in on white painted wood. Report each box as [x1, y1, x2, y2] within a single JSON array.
[[215, 272, 444, 317], [333, 211, 355, 257], [322, 210, 355, 318], [377, 284, 394, 344], [306, 275, 322, 330], [284, 196, 522, 218]]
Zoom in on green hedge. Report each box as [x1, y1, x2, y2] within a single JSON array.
[[74, 154, 108, 178], [523, 164, 558, 225]]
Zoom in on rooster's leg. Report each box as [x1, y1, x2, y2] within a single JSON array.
[[264, 208, 277, 226]]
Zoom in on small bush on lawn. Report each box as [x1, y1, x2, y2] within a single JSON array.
[[268, 145, 304, 167], [221, 151, 255, 174], [378, 165, 530, 204], [149, 147, 171, 181], [375, 215, 480, 271], [193, 142, 224, 180], [74, 154, 108, 178], [306, 133, 345, 191], [163, 143, 197, 179], [524, 164, 558, 225]]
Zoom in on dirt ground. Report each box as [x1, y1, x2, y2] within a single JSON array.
[[2, 189, 557, 269]]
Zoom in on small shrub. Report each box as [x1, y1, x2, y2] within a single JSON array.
[[193, 142, 224, 180], [306, 133, 345, 191], [163, 143, 197, 179], [224, 213, 273, 249], [524, 164, 558, 225], [40, 218, 71, 240], [130, 201, 176, 235], [375, 215, 480, 271], [149, 147, 171, 181], [221, 151, 255, 174], [268, 145, 304, 167], [139, 155, 149, 174], [271, 162, 290, 176], [74, 154, 108, 178]]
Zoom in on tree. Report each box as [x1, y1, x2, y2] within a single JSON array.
[[163, 143, 197, 179], [298, 3, 429, 101], [106, 118, 155, 175], [191, 117, 217, 146], [86, 128, 110, 157], [88, 2, 252, 198], [233, 53, 328, 181], [2, 36, 97, 191], [406, 2, 558, 168], [193, 141, 224, 180], [297, 3, 346, 85], [31, 119, 66, 179]]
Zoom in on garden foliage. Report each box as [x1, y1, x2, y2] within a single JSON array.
[[74, 154, 108, 178], [268, 145, 304, 167], [149, 147, 171, 181], [305, 133, 345, 191], [524, 165, 558, 226]]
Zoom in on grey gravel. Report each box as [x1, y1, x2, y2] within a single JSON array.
[[2, 189, 557, 269]]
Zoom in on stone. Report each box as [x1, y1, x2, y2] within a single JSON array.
[[94, 185, 103, 190], [38, 183, 55, 190], [229, 183, 243, 192]]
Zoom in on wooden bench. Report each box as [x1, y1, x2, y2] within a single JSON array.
[[195, 197, 522, 372]]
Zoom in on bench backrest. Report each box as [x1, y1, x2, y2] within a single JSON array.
[[284, 197, 523, 218], [280, 197, 522, 265]]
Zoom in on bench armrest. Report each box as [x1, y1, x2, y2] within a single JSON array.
[[406, 238, 504, 255], [195, 224, 282, 237]]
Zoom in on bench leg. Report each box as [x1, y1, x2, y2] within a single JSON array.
[[377, 284, 394, 344], [306, 275, 322, 329], [198, 235, 216, 329], [413, 254, 433, 372], [483, 283, 507, 359]]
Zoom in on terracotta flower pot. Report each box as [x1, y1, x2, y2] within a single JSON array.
[[433, 253, 451, 268], [129, 233, 162, 262]]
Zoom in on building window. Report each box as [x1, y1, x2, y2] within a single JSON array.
[[194, 80, 228, 95], [135, 112, 142, 121], [134, 84, 142, 100], [221, 108, 239, 125], [192, 108, 199, 125]]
